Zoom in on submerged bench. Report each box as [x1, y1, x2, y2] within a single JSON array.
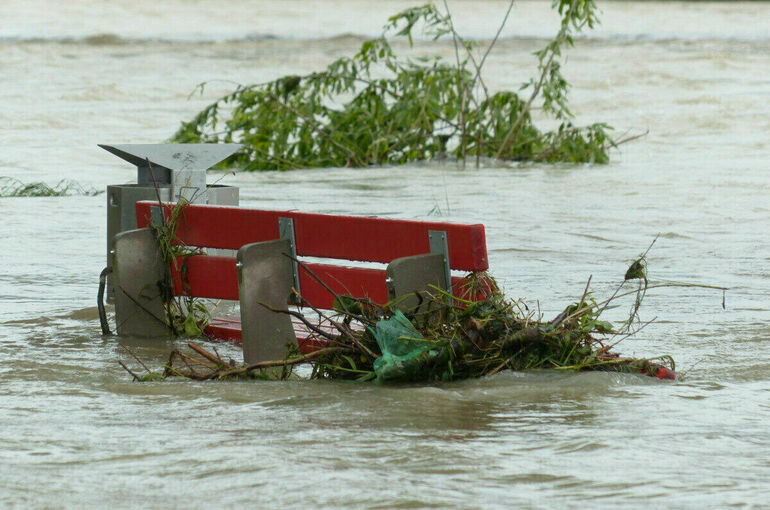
[[112, 200, 488, 364]]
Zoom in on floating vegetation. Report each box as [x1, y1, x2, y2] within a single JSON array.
[[0, 176, 102, 197], [119, 250, 731, 384], [172, 1, 637, 169]]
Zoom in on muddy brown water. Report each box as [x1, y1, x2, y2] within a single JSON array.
[[1, 1, 769, 507]]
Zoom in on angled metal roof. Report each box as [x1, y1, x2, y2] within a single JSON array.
[[98, 143, 243, 171]]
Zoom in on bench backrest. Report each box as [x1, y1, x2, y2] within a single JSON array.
[[135, 201, 488, 309]]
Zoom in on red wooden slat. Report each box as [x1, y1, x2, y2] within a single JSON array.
[[136, 201, 488, 271], [205, 319, 330, 354], [297, 263, 388, 309], [170, 256, 388, 306], [204, 320, 242, 344], [171, 255, 239, 300], [172, 255, 478, 304]]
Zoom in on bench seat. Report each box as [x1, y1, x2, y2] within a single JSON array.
[[205, 316, 349, 353]]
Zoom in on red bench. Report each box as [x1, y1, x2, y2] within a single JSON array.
[[113, 200, 488, 364]]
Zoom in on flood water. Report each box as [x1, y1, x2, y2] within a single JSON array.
[[1, 0, 769, 507]]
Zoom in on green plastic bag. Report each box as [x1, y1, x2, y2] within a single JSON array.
[[371, 311, 432, 382]]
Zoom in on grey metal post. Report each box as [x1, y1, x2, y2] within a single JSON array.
[[278, 217, 301, 299], [112, 228, 170, 337], [237, 239, 299, 365], [428, 230, 452, 293], [386, 253, 447, 312]]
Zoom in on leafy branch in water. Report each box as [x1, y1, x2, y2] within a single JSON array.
[[172, 1, 621, 170]]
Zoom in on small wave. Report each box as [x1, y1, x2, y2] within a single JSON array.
[[658, 232, 692, 240], [82, 34, 127, 46], [0, 33, 286, 46], [2, 306, 100, 326], [1, 31, 769, 47]]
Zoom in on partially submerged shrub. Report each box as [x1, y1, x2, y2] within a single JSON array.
[[172, 1, 619, 169]]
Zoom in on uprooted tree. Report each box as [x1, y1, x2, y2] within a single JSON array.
[[172, 0, 624, 169]]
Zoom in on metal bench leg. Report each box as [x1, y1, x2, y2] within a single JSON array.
[[386, 253, 448, 313], [237, 238, 299, 365], [113, 228, 170, 337]]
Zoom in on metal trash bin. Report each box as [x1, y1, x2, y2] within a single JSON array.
[[101, 143, 242, 302]]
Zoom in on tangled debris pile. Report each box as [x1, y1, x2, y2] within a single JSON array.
[[124, 255, 706, 383]]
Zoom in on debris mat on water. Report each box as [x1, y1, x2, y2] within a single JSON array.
[[117, 254, 725, 384]]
